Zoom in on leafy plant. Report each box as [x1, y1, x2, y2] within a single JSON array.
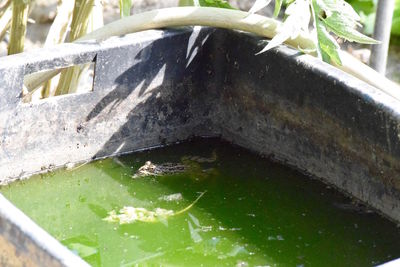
[[252, 0, 378, 65], [3, 1, 397, 100], [182, 0, 377, 65]]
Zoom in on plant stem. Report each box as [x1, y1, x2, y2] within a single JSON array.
[[8, 0, 30, 55], [55, 0, 95, 96], [175, 191, 206, 216], [24, 7, 400, 99], [42, 0, 76, 98]]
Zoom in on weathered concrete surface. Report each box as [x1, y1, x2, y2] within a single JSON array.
[[209, 30, 400, 222], [0, 28, 215, 182], [0, 194, 90, 267], [1, 27, 400, 265]]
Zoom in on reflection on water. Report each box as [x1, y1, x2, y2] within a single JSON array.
[[1, 138, 400, 266]]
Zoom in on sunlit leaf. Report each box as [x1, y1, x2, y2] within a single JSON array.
[[311, 0, 340, 64], [273, 0, 283, 17], [258, 0, 310, 53], [314, 0, 378, 44]]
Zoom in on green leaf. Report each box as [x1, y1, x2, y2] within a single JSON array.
[[273, 0, 283, 17], [311, 0, 342, 65], [315, 0, 379, 44], [119, 0, 133, 18]]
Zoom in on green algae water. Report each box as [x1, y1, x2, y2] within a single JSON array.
[[2, 139, 400, 266]]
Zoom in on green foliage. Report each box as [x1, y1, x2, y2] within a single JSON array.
[[255, 0, 378, 65], [311, 0, 341, 64], [274, 0, 283, 17], [315, 0, 377, 44]]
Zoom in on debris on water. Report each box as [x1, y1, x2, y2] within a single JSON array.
[[104, 191, 206, 224], [189, 213, 200, 227], [235, 260, 249, 267], [228, 245, 249, 257], [188, 221, 203, 243], [65, 161, 90, 171], [158, 193, 183, 202], [65, 162, 76, 170], [104, 207, 174, 224], [268, 235, 284, 241], [201, 226, 213, 232]]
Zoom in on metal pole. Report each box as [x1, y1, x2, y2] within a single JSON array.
[[370, 0, 395, 75]]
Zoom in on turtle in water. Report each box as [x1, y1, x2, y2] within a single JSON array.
[[132, 150, 217, 179]]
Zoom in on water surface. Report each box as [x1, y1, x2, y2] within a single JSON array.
[[2, 139, 400, 266]]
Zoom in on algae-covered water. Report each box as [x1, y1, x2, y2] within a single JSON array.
[[2, 139, 400, 266]]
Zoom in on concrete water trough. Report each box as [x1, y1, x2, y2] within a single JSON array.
[[1, 27, 400, 266]]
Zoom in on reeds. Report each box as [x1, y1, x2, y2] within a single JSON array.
[[8, 0, 30, 55]]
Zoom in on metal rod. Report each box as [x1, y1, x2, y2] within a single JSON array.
[[370, 0, 395, 74]]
